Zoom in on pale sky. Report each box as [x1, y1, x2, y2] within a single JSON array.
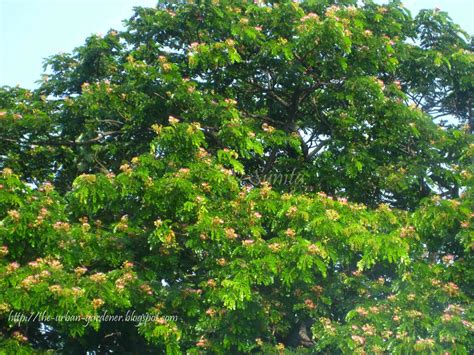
[[0, 0, 472, 89]]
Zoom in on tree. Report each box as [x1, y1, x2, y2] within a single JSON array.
[[0, 0, 472, 353]]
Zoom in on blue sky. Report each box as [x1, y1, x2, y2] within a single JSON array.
[[1, 0, 472, 89]]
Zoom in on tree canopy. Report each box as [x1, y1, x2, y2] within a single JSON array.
[[0, 0, 472, 353]]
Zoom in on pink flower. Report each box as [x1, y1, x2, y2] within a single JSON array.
[[301, 13, 319, 22], [225, 227, 238, 239], [286, 206, 298, 217], [442, 254, 455, 264], [0, 246, 8, 256], [285, 228, 296, 238], [196, 337, 208, 347], [7, 210, 20, 220], [89, 272, 107, 283], [351, 335, 365, 345], [262, 122, 275, 133], [304, 299, 316, 309], [91, 298, 105, 309], [7, 262, 20, 272], [206, 308, 216, 316], [168, 115, 180, 125], [443, 282, 460, 296], [355, 307, 368, 317], [337, 197, 348, 204]]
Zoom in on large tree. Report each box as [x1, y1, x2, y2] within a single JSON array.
[[0, 0, 472, 353]]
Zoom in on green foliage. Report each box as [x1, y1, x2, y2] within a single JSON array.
[[0, 0, 472, 353]]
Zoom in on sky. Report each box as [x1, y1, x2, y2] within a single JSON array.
[[0, 0, 472, 89]]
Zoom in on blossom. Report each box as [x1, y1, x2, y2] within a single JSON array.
[[161, 63, 172, 71], [224, 98, 237, 105], [140, 284, 153, 295], [21, 275, 40, 289], [325, 209, 340, 221], [442, 254, 455, 264], [369, 306, 380, 314], [242, 239, 254, 246], [0, 246, 8, 257], [115, 278, 126, 291], [28, 261, 41, 268], [206, 308, 216, 316], [225, 227, 238, 239], [285, 228, 296, 238], [311, 285, 323, 295], [196, 337, 208, 347], [7, 210, 20, 220], [92, 298, 105, 309], [415, 338, 435, 349], [325, 5, 340, 17], [400, 226, 415, 238], [355, 307, 368, 317], [89, 273, 107, 283], [49, 285, 63, 294], [286, 206, 298, 217], [119, 163, 132, 174], [75, 266, 88, 276], [382, 330, 393, 339], [262, 122, 275, 133], [441, 313, 453, 322], [82, 222, 91, 232], [351, 335, 366, 345], [307, 244, 320, 255], [301, 13, 319, 22], [462, 320, 473, 330], [45, 259, 62, 270], [387, 294, 397, 302], [362, 324, 375, 336], [216, 258, 226, 266], [445, 304, 464, 314], [168, 115, 180, 125], [71, 287, 84, 297], [12, 331, 28, 343], [304, 299, 316, 309], [155, 317, 167, 325], [0, 303, 10, 313], [207, 279, 217, 288], [337, 197, 348, 204], [443, 282, 460, 296], [269, 243, 281, 252], [7, 262, 20, 273]]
